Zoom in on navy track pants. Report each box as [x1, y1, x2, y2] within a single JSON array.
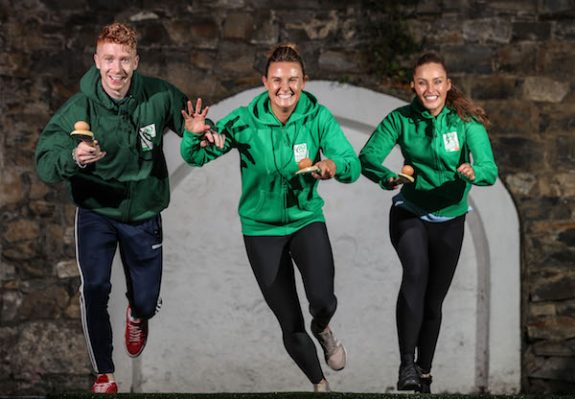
[[75, 207, 163, 374]]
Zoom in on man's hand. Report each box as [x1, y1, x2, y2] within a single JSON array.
[[73, 140, 106, 166]]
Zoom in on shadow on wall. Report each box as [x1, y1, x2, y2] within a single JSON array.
[[107, 82, 520, 394]]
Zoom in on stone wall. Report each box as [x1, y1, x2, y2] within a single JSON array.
[[1, 0, 574, 395]]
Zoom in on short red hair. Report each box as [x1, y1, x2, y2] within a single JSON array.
[[97, 22, 137, 50]]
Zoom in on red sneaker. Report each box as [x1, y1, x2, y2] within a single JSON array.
[[125, 305, 148, 357], [91, 374, 118, 393]]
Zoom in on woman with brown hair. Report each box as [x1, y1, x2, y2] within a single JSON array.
[[180, 44, 360, 392], [359, 52, 498, 393]]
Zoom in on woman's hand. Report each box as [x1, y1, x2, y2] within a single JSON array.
[[457, 163, 476, 181], [383, 176, 401, 190], [311, 159, 336, 180], [181, 98, 225, 148]]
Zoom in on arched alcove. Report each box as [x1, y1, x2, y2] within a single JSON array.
[[108, 82, 520, 394]]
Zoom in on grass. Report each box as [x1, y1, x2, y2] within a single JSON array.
[[43, 393, 575, 399]]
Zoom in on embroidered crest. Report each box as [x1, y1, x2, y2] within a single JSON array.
[[139, 124, 156, 152], [293, 143, 308, 162], [443, 131, 460, 152]]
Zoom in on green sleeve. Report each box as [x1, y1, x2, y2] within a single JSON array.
[[318, 107, 360, 184], [466, 121, 498, 186], [359, 112, 401, 190], [35, 114, 81, 184], [179, 110, 238, 167], [167, 84, 188, 137]]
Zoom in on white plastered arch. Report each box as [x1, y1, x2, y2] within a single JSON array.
[[109, 81, 520, 394]]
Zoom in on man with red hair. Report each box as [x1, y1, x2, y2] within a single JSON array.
[[35, 22, 188, 393]]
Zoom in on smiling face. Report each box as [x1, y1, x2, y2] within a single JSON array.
[[94, 41, 139, 100], [262, 61, 306, 120], [411, 62, 452, 116]]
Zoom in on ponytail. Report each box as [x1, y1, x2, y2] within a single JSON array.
[[413, 52, 491, 128]]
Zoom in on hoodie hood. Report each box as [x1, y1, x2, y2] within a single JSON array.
[[248, 90, 320, 126], [79, 65, 143, 110]]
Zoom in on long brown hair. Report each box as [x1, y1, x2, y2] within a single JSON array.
[[264, 44, 306, 77], [413, 52, 491, 128]]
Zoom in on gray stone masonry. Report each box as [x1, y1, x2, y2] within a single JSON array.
[[1, 0, 575, 395]]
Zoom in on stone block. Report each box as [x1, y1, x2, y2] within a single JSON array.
[[1, 290, 22, 322], [558, 226, 575, 246], [486, 99, 539, 137], [463, 18, 512, 44], [3, 242, 38, 263], [0, 171, 24, 206], [164, 20, 202, 47], [0, 326, 19, 378], [491, 137, 545, 173], [223, 12, 254, 40], [557, 299, 575, 316], [529, 302, 557, 318], [318, 50, 362, 73], [554, 136, 575, 170], [539, 104, 575, 133], [539, 0, 575, 16], [9, 321, 90, 378], [526, 353, 575, 382], [533, 338, 575, 357], [251, 11, 280, 45], [19, 283, 70, 320], [539, 42, 575, 76], [530, 270, 575, 302], [187, 18, 221, 49], [56, 260, 79, 279], [280, 9, 340, 41], [479, 0, 538, 15], [4, 219, 40, 243], [527, 315, 575, 340], [469, 75, 520, 100], [504, 172, 537, 196], [512, 21, 552, 41], [65, 290, 81, 319], [215, 41, 257, 76], [442, 45, 494, 74], [523, 76, 570, 103], [496, 42, 538, 74]]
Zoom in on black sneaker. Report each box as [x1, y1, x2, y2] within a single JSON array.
[[416, 364, 432, 394], [397, 355, 421, 391]]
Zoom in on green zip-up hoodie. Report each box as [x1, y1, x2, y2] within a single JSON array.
[[180, 91, 361, 236], [35, 66, 187, 222], [359, 98, 498, 217]]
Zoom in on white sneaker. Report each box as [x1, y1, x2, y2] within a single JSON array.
[[311, 323, 347, 371], [313, 379, 331, 393]]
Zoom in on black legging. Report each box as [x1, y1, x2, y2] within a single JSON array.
[[243, 221, 338, 384], [389, 205, 465, 372]]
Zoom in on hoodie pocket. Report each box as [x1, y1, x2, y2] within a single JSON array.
[[241, 190, 284, 224], [294, 188, 324, 213]]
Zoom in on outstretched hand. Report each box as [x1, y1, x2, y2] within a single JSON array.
[[181, 98, 225, 148]]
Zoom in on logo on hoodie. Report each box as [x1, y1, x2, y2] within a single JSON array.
[[139, 124, 156, 152], [293, 143, 308, 162], [443, 131, 460, 152]]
